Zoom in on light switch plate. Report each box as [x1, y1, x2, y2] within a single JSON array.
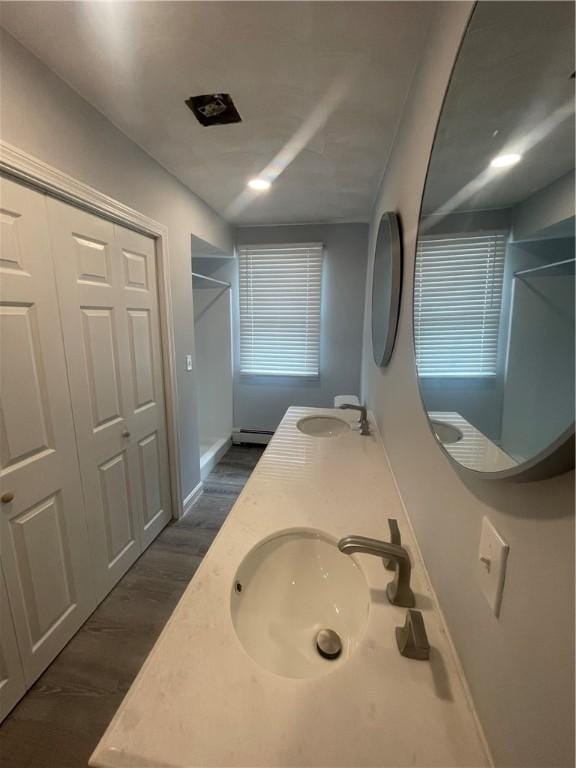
[[186, 354, 193, 371], [477, 517, 509, 617]]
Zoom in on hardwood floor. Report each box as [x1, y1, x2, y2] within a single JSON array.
[[0, 445, 264, 768]]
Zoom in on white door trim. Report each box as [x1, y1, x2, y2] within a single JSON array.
[[0, 140, 184, 520]]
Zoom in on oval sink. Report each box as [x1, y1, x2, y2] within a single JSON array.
[[230, 530, 369, 679], [297, 416, 351, 438], [431, 419, 463, 444]]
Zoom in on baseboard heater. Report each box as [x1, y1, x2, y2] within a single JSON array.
[[232, 428, 274, 445]]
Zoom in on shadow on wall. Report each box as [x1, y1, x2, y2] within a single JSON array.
[[456, 463, 575, 521]]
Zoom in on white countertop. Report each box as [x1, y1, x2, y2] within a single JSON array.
[[90, 407, 490, 768]]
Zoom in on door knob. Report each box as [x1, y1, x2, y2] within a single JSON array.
[[122, 430, 131, 438], [1, 492, 15, 504]]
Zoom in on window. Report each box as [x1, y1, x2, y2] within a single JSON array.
[[414, 232, 506, 377], [238, 243, 323, 376]]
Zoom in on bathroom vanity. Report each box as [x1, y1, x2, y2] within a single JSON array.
[[90, 407, 490, 768]]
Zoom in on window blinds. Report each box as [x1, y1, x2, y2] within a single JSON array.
[[414, 232, 506, 377], [238, 243, 323, 376]]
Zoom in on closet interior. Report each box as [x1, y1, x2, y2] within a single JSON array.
[[191, 236, 234, 479]]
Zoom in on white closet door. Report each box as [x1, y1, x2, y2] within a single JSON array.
[[47, 201, 140, 600], [113, 225, 171, 550], [0, 565, 26, 722], [47, 200, 171, 602], [0, 177, 94, 686]]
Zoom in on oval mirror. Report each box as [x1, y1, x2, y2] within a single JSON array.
[[414, 1, 575, 480], [372, 212, 402, 367]]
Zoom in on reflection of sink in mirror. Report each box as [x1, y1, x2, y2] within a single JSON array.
[[230, 529, 369, 678], [428, 411, 518, 473], [431, 419, 463, 444], [297, 416, 351, 438]]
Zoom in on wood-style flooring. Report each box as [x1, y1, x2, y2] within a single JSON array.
[[0, 445, 264, 768]]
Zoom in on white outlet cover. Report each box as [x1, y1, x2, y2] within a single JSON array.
[[477, 516, 509, 617], [186, 354, 193, 371]]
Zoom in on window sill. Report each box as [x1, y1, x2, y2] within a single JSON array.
[[418, 374, 497, 379], [239, 372, 320, 383]]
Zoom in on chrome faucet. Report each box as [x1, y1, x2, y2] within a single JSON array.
[[338, 404, 370, 436], [338, 535, 415, 607]]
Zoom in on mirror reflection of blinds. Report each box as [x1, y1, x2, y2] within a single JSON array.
[[414, 232, 506, 376], [238, 243, 323, 376]]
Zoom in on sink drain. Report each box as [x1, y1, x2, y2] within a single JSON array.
[[315, 629, 342, 660]]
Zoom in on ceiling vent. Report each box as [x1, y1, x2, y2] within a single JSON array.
[[185, 94, 242, 127]]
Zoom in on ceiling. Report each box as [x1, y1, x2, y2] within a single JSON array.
[[0, 1, 433, 225], [422, 1, 575, 215]]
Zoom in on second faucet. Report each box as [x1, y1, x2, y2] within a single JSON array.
[[338, 403, 370, 436]]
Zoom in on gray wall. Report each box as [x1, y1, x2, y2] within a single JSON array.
[[513, 171, 575, 241], [419, 377, 503, 441], [235, 223, 367, 431], [0, 29, 233, 502], [500, 238, 575, 461], [361, 4, 575, 767]]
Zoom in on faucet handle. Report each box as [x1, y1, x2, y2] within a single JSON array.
[[383, 518, 401, 571], [395, 609, 430, 661]]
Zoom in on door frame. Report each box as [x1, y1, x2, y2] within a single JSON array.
[[0, 140, 184, 521]]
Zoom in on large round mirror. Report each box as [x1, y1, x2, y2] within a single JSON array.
[[372, 212, 402, 367], [414, 1, 575, 479]]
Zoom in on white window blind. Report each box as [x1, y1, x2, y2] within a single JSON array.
[[238, 243, 324, 376], [414, 232, 506, 376]]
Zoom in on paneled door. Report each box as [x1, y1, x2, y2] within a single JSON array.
[[0, 565, 26, 721], [0, 177, 94, 686], [113, 224, 171, 551], [47, 200, 171, 602]]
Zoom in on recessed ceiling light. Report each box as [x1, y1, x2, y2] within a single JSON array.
[[248, 178, 271, 191], [490, 153, 522, 169]]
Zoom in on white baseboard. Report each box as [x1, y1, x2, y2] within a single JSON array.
[[200, 436, 232, 480], [181, 481, 203, 519], [232, 428, 273, 445]]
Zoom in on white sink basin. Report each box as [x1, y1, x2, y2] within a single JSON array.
[[297, 415, 351, 438], [230, 529, 369, 679], [431, 419, 463, 444]]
